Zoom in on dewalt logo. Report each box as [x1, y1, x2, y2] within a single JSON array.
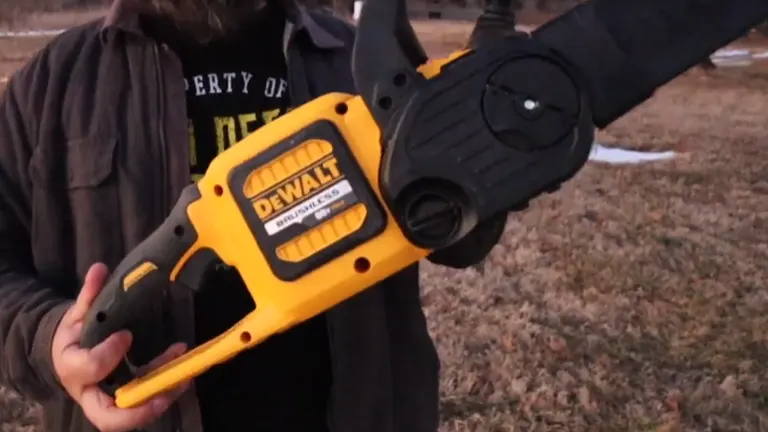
[[254, 157, 342, 220]]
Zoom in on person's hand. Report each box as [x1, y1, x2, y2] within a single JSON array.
[[52, 263, 191, 432]]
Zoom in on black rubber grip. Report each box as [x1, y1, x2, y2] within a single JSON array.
[[534, 0, 768, 127], [79, 184, 215, 396]]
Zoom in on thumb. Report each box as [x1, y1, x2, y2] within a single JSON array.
[[66, 263, 110, 324]]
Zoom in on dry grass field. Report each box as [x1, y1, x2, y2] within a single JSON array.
[[1, 9, 768, 432]]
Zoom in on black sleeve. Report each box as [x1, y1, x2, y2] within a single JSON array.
[[0, 56, 74, 402]]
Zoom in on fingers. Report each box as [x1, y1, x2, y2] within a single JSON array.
[[79, 374, 191, 432], [53, 320, 83, 355], [66, 263, 110, 325], [60, 331, 133, 385], [86, 331, 133, 382], [80, 388, 166, 432]]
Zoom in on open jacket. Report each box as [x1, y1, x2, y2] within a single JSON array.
[[0, 1, 505, 431]]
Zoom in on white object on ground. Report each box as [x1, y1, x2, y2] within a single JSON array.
[[711, 48, 752, 66], [353, 1, 364, 21], [709, 48, 768, 67], [712, 48, 751, 58], [713, 60, 754, 67], [588, 143, 676, 164], [0, 29, 67, 38]]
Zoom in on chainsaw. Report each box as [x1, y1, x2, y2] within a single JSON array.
[[80, 0, 768, 409]]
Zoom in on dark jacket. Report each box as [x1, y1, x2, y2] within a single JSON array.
[[0, 2, 504, 431]]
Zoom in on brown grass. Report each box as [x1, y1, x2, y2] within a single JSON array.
[[2, 14, 768, 432]]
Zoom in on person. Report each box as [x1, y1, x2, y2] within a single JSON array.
[[0, 0, 507, 431]]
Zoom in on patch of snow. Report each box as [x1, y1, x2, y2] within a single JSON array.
[[709, 48, 768, 67], [712, 49, 751, 58], [713, 60, 754, 67], [0, 29, 67, 38], [353, 1, 364, 20], [588, 143, 676, 165]]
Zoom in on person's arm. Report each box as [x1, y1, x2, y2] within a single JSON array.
[[0, 60, 74, 402]]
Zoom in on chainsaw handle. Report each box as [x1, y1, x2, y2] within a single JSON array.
[[80, 185, 215, 396]]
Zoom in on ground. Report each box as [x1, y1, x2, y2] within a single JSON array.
[[1, 10, 768, 432]]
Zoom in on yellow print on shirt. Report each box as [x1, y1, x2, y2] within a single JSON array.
[[190, 107, 292, 182]]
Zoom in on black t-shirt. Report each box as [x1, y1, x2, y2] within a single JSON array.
[[142, 7, 332, 432]]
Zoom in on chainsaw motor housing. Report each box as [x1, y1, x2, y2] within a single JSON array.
[[377, 35, 595, 250]]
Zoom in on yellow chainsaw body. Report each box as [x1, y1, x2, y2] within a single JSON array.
[[112, 51, 467, 408]]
